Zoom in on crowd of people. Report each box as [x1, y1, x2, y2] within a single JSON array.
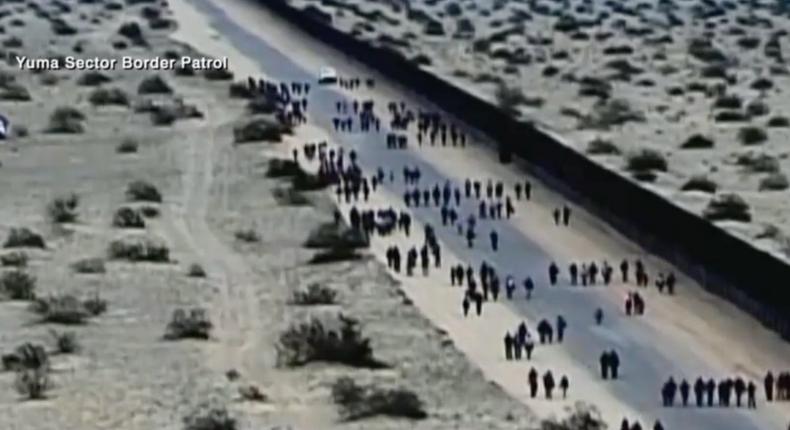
[[661, 377, 758, 409]]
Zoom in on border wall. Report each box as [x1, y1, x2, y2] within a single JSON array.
[[259, 0, 790, 339]]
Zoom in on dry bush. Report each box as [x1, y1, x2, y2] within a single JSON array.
[[759, 172, 789, 191], [626, 149, 668, 173], [751, 77, 774, 91], [233, 116, 290, 144], [70, 257, 106, 274], [164, 308, 212, 340], [582, 98, 645, 129], [767, 115, 789, 127], [737, 153, 779, 173], [309, 248, 362, 264], [183, 404, 236, 430], [138, 75, 172, 94], [203, 68, 234, 81], [118, 21, 146, 45], [540, 403, 605, 430], [228, 81, 253, 98], [30, 294, 90, 324], [292, 170, 332, 191], [187, 263, 206, 278], [108, 235, 170, 262], [738, 126, 768, 145], [0, 251, 28, 268], [272, 187, 310, 206], [586, 138, 620, 155], [46, 106, 85, 134], [290, 283, 337, 306], [331, 376, 427, 421], [276, 314, 383, 368], [2, 343, 48, 372], [247, 96, 279, 114], [234, 229, 260, 243], [681, 176, 717, 193], [0, 270, 36, 300], [703, 193, 751, 222], [304, 221, 368, 250], [47, 193, 79, 223], [713, 94, 742, 109], [116, 137, 138, 153], [113, 207, 146, 228], [680, 134, 714, 149], [50, 330, 79, 353], [15, 368, 51, 400], [238, 384, 266, 402], [140, 205, 160, 218], [714, 110, 749, 122], [0, 83, 31, 101], [4, 227, 45, 249], [89, 87, 129, 106], [266, 158, 300, 178], [51, 18, 76, 36], [83, 294, 108, 316], [495, 84, 527, 117], [746, 100, 770, 117], [77, 71, 111, 86], [126, 180, 162, 202]]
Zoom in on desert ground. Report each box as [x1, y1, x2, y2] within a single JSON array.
[[283, 0, 790, 262], [0, 0, 537, 429], [166, 0, 790, 428]]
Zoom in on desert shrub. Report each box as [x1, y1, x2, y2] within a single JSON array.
[[203, 68, 234, 81], [51, 18, 76, 36], [331, 377, 427, 421], [77, 71, 111, 86], [0, 251, 28, 267], [272, 187, 310, 206], [746, 100, 770, 117], [266, 158, 300, 178], [759, 172, 789, 191], [228, 81, 253, 98], [713, 94, 742, 109], [233, 116, 289, 143], [238, 384, 266, 402], [540, 403, 605, 430], [126, 180, 162, 202], [50, 330, 79, 353], [183, 405, 236, 430], [246, 96, 279, 114], [234, 229, 260, 243], [292, 170, 332, 191], [290, 283, 337, 305], [4, 228, 45, 249], [89, 87, 129, 106], [586, 138, 620, 155], [424, 20, 445, 36], [738, 126, 768, 145], [47, 193, 79, 223], [112, 207, 146, 228], [681, 176, 717, 193], [46, 106, 84, 133], [0, 270, 36, 300], [116, 137, 138, 153], [83, 294, 108, 316], [164, 308, 212, 340], [0, 83, 31, 101], [751, 77, 774, 91], [309, 248, 362, 264], [174, 62, 195, 77], [30, 295, 90, 324], [118, 21, 146, 45], [71, 257, 106, 274], [2, 343, 48, 372], [582, 98, 645, 129], [714, 110, 749, 122], [150, 105, 177, 126], [276, 315, 383, 368], [626, 149, 668, 173], [737, 153, 779, 173], [187, 263, 206, 278], [304, 222, 368, 250], [687, 38, 727, 62], [680, 134, 714, 149], [140, 205, 160, 218], [767, 116, 789, 127], [14, 368, 51, 400], [703, 193, 751, 222], [137, 75, 172, 94], [108, 235, 170, 262]]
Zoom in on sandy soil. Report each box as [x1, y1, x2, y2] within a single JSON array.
[[283, 0, 790, 263], [0, 0, 531, 429]]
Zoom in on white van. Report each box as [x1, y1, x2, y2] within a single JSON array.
[[318, 66, 338, 85]]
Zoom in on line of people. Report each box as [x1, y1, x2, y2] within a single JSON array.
[[620, 418, 666, 430], [527, 367, 569, 400], [764, 371, 790, 402], [661, 376, 757, 408]]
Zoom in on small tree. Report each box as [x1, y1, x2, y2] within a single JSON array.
[[125, 180, 162, 202], [15, 368, 51, 400], [164, 308, 212, 340], [47, 193, 79, 223], [0, 270, 36, 300]]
